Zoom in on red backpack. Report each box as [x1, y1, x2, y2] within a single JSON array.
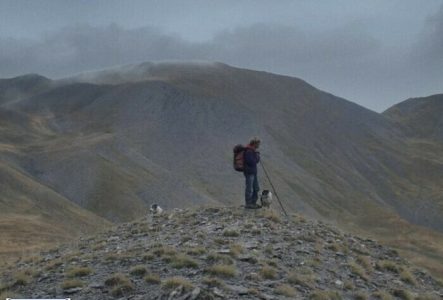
[[233, 144, 245, 172]]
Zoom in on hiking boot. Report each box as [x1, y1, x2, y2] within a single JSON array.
[[245, 203, 262, 209]]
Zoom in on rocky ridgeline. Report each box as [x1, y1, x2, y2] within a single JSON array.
[[1, 207, 442, 299]]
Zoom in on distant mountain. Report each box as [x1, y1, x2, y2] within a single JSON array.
[[1, 62, 443, 278], [384, 94, 443, 141]]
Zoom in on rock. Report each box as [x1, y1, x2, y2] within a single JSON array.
[[212, 287, 225, 298], [238, 255, 258, 263], [189, 287, 201, 300], [64, 287, 83, 294], [89, 282, 104, 289], [227, 285, 249, 295], [335, 280, 344, 288]]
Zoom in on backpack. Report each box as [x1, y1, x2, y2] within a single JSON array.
[[233, 144, 245, 172]]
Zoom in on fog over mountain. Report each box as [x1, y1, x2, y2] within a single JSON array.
[[1, 0, 442, 111]]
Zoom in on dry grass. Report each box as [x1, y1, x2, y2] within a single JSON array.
[[353, 291, 369, 300], [104, 273, 131, 287], [349, 261, 369, 281], [170, 254, 199, 269], [66, 266, 93, 278], [111, 281, 134, 297], [287, 271, 315, 288], [260, 265, 278, 280], [207, 252, 234, 265], [223, 229, 240, 237], [61, 279, 84, 290], [186, 246, 206, 256], [229, 243, 244, 257], [376, 260, 401, 273], [162, 276, 193, 291], [261, 209, 281, 223], [144, 273, 161, 284], [206, 264, 236, 278], [400, 269, 416, 286], [202, 276, 225, 288], [275, 284, 297, 297], [372, 291, 394, 300], [309, 290, 341, 300], [129, 265, 147, 277], [356, 255, 373, 272], [392, 289, 413, 300]]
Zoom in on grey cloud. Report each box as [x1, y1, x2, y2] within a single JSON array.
[[0, 20, 441, 112]]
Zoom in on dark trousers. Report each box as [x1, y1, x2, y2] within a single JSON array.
[[244, 173, 260, 205]]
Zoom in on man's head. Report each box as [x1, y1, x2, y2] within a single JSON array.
[[249, 137, 261, 149]]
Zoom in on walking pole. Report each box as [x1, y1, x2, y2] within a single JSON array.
[[260, 160, 288, 217]]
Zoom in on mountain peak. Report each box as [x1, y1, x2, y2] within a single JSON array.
[[1, 207, 441, 299]]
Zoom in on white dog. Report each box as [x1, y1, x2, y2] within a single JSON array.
[[260, 190, 273, 208]]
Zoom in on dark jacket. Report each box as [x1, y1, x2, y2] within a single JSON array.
[[243, 146, 260, 174]]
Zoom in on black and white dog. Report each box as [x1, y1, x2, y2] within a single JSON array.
[[150, 203, 163, 216], [260, 190, 273, 208]]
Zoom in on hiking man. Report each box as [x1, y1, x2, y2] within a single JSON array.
[[243, 137, 261, 209]]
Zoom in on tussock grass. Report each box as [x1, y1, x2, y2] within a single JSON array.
[[349, 262, 369, 281], [353, 291, 369, 300], [229, 243, 244, 257], [202, 276, 225, 288], [356, 255, 373, 272], [12, 271, 31, 286], [376, 260, 401, 273], [309, 290, 341, 300], [111, 281, 134, 297], [400, 269, 416, 286], [129, 265, 147, 277], [275, 284, 297, 297], [206, 264, 236, 278], [0, 291, 22, 299], [45, 259, 63, 270], [262, 210, 281, 223], [152, 245, 177, 256], [415, 294, 441, 300], [223, 229, 240, 237], [162, 277, 193, 291], [186, 246, 206, 256], [104, 273, 131, 287], [61, 279, 84, 290], [170, 254, 199, 269], [260, 265, 277, 279], [144, 273, 161, 284], [66, 266, 93, 278], [372, 291, 393, 300], [207, 252, 234, 265], [392, 289, 413, 300], [287, 271, 315, 288]]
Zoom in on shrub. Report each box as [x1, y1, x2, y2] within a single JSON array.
[[206, 264, 236, 278]]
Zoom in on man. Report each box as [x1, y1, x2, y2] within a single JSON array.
[[243, 137, 261, 209]]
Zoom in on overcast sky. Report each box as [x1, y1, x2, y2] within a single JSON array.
[[1, 0, 442, 112]]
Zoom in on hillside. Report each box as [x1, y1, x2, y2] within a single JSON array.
[[1, 207, 442, 299], [1, 62, 443, 278]]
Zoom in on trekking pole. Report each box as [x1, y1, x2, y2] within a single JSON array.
[[260, 160, 288, 217]]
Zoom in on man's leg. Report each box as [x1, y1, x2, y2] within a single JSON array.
[[252, 173, 260, 204], [244, 174, 254, 205]]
